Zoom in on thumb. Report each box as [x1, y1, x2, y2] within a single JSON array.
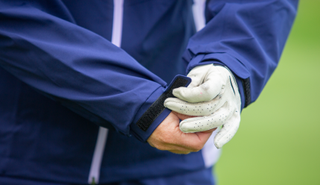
[[172, 77, 223, 103]]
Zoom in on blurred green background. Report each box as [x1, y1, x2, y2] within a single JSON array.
[[215, 1, 320, 185]]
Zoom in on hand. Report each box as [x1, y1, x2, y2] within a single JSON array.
[[147, 112, 215, 154], [164, 64, 241, 149]]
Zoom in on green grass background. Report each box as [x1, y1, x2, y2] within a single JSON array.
[[215, 1, 320, 184]]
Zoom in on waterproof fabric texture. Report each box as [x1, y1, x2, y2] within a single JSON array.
[[0, 0, 298, 184]]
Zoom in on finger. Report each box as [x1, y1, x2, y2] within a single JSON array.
[[164, 97, 221, 116], [169, 150, 191, 155], [172, 70, 225, 103], [152, 134, 208, 154], [153, 142, 197, 153], [214, 110, 240, 149], [198, 128, 217, 133], [171, 111, 195, 120], [172, 80, 221, 103], [179, 102, 232, 133], [172, 130, 214, 153], [147, 112, 213, 153], [166, 131, 214, 153]]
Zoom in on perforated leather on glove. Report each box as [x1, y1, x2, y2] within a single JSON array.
[[164, 64, 241, 149]]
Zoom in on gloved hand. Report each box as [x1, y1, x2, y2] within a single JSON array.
[[164, 64, 241, 149]]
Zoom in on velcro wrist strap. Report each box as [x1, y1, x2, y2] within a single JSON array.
[[136, 75, 191, 131]]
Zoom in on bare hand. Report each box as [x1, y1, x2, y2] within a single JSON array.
[[147, 112, 216, 154]]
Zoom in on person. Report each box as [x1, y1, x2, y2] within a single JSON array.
[[0, 0, 298, 184]]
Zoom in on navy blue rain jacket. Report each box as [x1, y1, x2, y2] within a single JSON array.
[[0, 0, 297, 184]]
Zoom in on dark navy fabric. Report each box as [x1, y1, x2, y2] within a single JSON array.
[[0, 0, 298, 184], [0, 167, 215, 185], [101, 166, 215, 185]]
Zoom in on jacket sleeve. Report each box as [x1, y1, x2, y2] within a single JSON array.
[[0, 1, 169, 141], [183, 0, 298, 109]]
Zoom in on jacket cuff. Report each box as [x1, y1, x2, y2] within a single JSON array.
[[130, 75, 191, 142]]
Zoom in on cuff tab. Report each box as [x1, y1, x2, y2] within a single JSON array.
[[136, 75, 191, 131]]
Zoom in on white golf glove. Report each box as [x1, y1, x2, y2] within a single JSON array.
[[164, 64, 241, 149]]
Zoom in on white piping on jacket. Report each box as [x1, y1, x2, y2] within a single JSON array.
[[88, 0, 124, 184], [192, 0, 206, 31], [192, 0, 222, 168], [88, 128, 109, 184], [111, 0, 124, 48]]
